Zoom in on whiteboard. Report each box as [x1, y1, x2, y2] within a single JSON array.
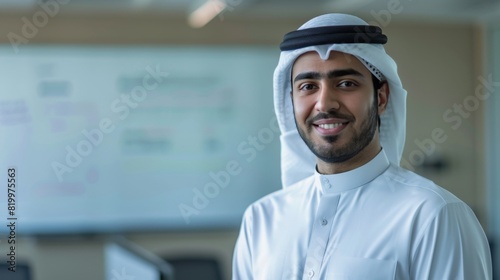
[[0, 45, 282, 234]]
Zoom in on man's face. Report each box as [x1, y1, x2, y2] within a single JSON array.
[[291, 51, 388, 167]]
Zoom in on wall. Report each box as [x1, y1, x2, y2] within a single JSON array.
[[0, 11, 486, 280], [486, 22, 500, 276]]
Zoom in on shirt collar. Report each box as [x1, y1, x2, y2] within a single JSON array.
[[314, 149, 390, 194]]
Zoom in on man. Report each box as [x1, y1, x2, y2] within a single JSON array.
[[232, 14, 492, 279]]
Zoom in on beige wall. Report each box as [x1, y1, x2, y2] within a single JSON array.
[[1, 12, 486, 280]]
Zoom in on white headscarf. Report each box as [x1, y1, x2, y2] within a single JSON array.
[[274, 13, 407, 188]]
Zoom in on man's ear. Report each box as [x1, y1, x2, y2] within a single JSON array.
[[377, 82, 390, 115]]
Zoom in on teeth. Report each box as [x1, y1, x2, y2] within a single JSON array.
[[318, 123, 343, 129]]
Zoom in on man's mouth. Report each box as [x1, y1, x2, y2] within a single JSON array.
[[318, 123, 344, 129], [313, 120, 349, 135]]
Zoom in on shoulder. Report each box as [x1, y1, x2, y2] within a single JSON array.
[[242, 175, 315, 217], [378, 165, 487, 242], [382, 164, 463, 206], [370, 164, 477, 229]]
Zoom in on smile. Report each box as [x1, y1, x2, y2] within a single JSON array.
[[314, 121, 349, 135], [318, 123, 343, 129]]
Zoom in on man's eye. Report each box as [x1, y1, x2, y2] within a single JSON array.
[[338, 81, 357, 87], [299, 84, 316, 91]]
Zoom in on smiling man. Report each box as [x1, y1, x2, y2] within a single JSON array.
[[232, 14, 492, 280]]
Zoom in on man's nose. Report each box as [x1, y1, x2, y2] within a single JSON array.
[[315, 83, 340, 112]]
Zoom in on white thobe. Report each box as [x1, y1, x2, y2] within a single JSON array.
[[232, 150, 492, 280]]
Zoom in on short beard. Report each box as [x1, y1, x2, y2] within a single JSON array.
[[296, 96, 379, 164]]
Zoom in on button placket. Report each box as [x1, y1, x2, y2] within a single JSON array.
[[303, 194, 340, 279]]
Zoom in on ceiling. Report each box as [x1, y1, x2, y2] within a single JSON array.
[[2, 0, 500, 23]]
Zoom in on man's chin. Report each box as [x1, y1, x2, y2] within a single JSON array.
[[315, 151, 355, 164]]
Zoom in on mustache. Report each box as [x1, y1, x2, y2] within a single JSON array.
[[307, 111, 354, 124]]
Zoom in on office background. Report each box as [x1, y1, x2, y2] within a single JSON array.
[[0, 0, 499, 279]]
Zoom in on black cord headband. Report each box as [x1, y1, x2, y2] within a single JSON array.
[[279, 25, 387, 51]]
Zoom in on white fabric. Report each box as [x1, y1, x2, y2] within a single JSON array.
[[273, 14, 407, 187], [233, 150, 492, 279]]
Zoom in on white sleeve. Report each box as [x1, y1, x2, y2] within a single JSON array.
[[410, 202, 492, 280], [232, 206, 254, 280]]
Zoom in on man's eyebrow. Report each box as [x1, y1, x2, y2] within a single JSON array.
[[293, 68, 364, 84], [327, 68, 364, 79], [293, 72, 322, 83]]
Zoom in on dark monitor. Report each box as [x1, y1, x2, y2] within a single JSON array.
[[104, 236, 174, 280], [165, 256, 224, 280], [0, 263, 31, 280]]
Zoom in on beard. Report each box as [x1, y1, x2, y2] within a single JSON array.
[[296, 99, 378, 163]]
